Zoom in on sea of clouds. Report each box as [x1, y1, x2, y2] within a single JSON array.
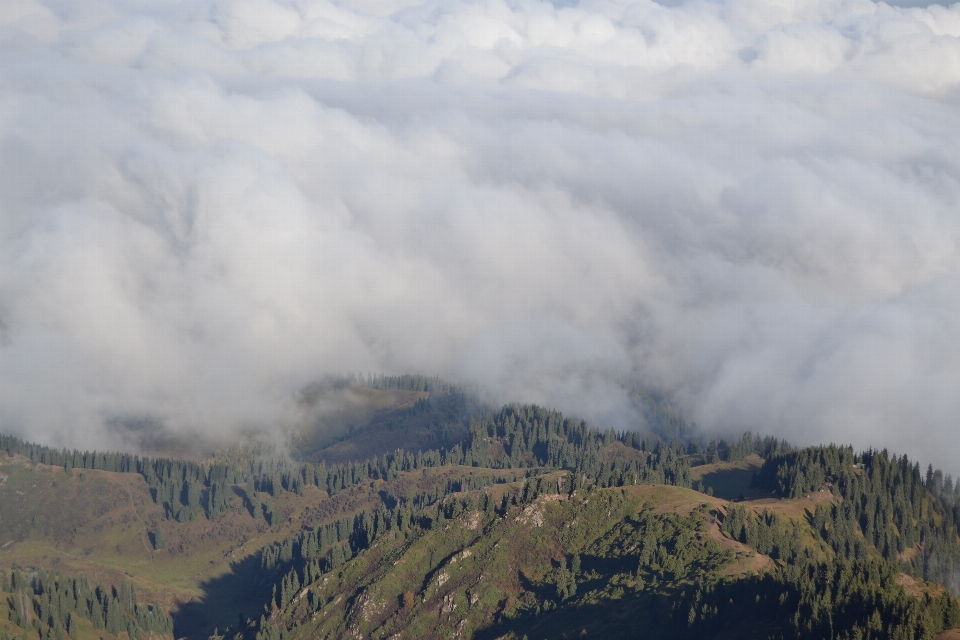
[[2, 0, 960, 471]]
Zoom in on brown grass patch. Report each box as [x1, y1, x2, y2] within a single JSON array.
[[896, 573, 924, 598], [621, 484, 726, 515], [739, 490, 837, 520]]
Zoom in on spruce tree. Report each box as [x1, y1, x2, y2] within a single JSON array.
[[152, 526, 165, 550]]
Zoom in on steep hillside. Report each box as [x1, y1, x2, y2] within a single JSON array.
[[270, 483, 732, 639], [259, 476, 960, 640]]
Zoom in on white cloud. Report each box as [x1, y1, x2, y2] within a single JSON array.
[[1, 0, 960, 473]]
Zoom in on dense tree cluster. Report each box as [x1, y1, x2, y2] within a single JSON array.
[[1, 567, 173, 640], [753, 445, 857, 498], [0, 435, 141, 474], [755, 445, 960, 594], [364, 374, 459, 394], [721, 505, 805, 561], [466, 404, 698, 488], [680, 552, 960, 639]]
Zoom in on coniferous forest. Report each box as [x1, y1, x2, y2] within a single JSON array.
[[0, 376, 957, 639]]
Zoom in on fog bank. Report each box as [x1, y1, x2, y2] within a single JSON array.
[[2, 0, 960, 472]]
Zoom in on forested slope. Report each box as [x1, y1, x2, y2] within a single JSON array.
[[0, 376, 957, 639]]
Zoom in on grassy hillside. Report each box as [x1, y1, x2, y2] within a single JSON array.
[[262, 476, 959, 640], [0, 453, 312, 633], [274, 483, 733, 639], [0, 451, 532, 639], [1, 386, 959, 639], [2, 447, 958, 639]]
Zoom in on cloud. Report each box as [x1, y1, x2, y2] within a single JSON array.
[[1, 0, 960, 473]]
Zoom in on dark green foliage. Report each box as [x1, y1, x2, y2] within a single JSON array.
[[208, 481, 231, 519], [721, 505, 803, 560], [245, 479, 261, 519], [755, 445, 960, 595], [680, 552, 960, 639], [0, 436, 141, 474], [0, 567, 173, 638], [152, 526, 165, 550], [753, 445, 856, 498], [465, 404, 696, 489]]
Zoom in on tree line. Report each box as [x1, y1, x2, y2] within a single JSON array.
[[1, 401, 780, 527]]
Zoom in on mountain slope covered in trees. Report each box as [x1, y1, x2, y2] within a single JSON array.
[[0, 376, 958, 639]]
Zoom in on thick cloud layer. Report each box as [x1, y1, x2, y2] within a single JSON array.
[[2, 0, 960, 471]]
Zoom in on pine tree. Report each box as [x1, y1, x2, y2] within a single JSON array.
[[246, 479, 261, 519], [152, 527, 165, 550]]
